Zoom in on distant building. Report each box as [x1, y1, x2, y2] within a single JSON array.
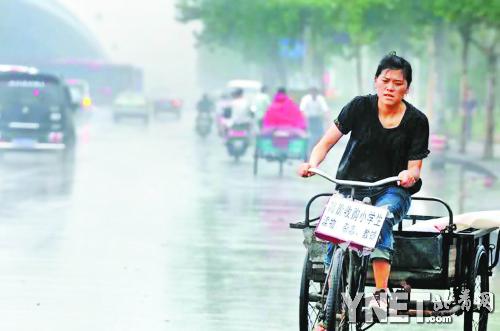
[[0, 0, 144, 104], [0, 0, 107, 64]]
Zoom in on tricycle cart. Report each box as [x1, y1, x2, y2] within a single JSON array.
[[253, 128, 307, 176], [290, 169, 499, 331]]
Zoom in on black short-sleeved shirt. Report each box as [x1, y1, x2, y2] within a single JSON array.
[[334, 94, 430, 195]]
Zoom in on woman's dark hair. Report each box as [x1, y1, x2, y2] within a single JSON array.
[[375, 52, 412, 87]]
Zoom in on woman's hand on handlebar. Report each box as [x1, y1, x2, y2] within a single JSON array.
[[298, 162, 315, 177], [398, 170, 416, 188]]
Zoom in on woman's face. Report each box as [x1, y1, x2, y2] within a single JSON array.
[[374, 69, 408, 107]]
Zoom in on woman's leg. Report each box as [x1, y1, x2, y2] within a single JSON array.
[[372, 259, 391, 289], [371, 187, 411, 289]]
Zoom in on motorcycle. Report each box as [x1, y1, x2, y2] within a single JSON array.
[[225, 122, 251, 161], [195, 112, 213, 137]]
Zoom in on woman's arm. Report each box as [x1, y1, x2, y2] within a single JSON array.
[[298, 124, 344, 177], [398, 160, 422, 187]]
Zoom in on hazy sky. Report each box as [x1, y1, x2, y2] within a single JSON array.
[[58, 0, 199, 99]]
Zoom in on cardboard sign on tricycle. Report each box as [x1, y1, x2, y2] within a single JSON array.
[[314, 193, 389, 250]]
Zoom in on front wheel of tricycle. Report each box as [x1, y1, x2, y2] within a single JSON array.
[[463, 247, 489, 331], [299, 253, 324, 331], [325, 249, 349, 331]]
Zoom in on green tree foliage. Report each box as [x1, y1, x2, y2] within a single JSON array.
[[178, 0, 498, 156], [177, 0, 337, 85], [177, 0, 428, 88], [427, 0, 494, 153], [469, 2, 500, 158]]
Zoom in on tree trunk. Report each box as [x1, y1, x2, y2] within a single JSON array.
[[434, 22, 447, 133], [458, 166, 465, 214], [354, 45, 363, 94], [425, 37, 437, 129], [275, 57, 288, 87], [314, 53, 326, 91], [483, 53, 497, 159], [459, 26, 471, 154], [267, 45, 288, 88], [303, 24, 313, 86]]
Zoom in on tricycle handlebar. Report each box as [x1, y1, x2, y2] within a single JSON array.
[[309, 168, 400, 187]]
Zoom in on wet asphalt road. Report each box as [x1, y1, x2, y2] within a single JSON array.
[[0, 107, 498, 330]]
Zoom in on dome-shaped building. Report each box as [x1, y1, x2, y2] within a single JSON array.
[[0, 0, 106, 64], [0, 1, 144, 104]]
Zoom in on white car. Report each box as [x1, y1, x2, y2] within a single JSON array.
[[112, 91, 151, 124]]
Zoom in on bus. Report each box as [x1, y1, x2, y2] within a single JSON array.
[[42, 59, 143, 105]]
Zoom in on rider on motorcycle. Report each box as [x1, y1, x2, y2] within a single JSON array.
[[229, 88, 252, 125], [218, 88, 253, 135], [195, 94, 214, 137], [196, 93, 214, 114]]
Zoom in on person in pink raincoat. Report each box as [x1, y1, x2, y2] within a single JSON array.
[[262, 88, 307, 133]]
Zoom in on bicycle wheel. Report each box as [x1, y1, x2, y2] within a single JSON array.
[[325, 248, 349, 331], [299, 254, 325, 331], [463, 248, 489, 331]]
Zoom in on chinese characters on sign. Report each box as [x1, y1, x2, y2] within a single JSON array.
[[315, 194, 388, 249]]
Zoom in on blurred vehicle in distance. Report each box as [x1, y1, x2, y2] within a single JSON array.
[[0, 65, 76, 154], [225, 122, 251, 162], [153, 97, 183, 118], [226, 79, 262, 102], [0, 64, 39, 74], [195, 112, 212, 137], [65, 78, 93, 112], [225, 80, 263, 120], [44, 60, 143, 105], [112, 91, 151, 125]]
